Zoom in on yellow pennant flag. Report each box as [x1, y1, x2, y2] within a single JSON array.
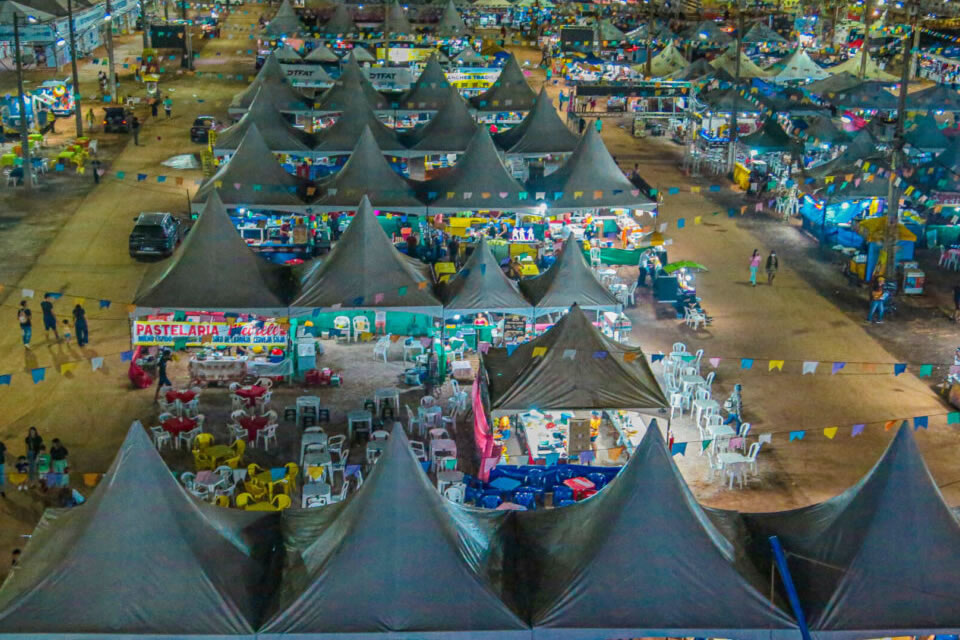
[[694, 216, 702, 225], [532, 346, 547, 357], [823, 426, 838, 440], [74, 297, 85, 306], [884, 420, 897, 431], [573, 191, 584, 199], [690, 186, 701, 193], [126, 304, 137, 313], [60, 362, 78, 375], [768, 360, 784, 372]]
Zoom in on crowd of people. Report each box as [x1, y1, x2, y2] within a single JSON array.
[[0, 427, 71, 498], [17, 295, 89, 349]]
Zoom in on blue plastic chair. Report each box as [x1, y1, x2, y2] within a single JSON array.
[[480, 494, 502, 509], [465, 486, 483, 504], [516, 485, 544, 503], [586, 472, 608, 490], [526, 469, 547, 489], [556, 467, 576, 482], [556, 499, 576, 507], [553, 485, 574, 503], [514, 491, 537, 510]]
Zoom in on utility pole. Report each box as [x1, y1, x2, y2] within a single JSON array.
[[105, 0, 117, 102], [13, 14, 33, 192], [858, 0, 874, 79], [164, 0, 169, 23], [728, 0, 744, 172], [644, 0, 653, 77], [66, 0, 83, 137]]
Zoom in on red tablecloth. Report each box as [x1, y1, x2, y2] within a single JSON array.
[[162, 416, 197, 436], [239, 416, 268, 441], [165, 389, 196, 404], [235, 386, 266, 407], [563, 477, 596, 501]]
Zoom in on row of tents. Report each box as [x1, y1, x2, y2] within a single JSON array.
[[264, 0, 469, 38], [0, 412, 956, 640]]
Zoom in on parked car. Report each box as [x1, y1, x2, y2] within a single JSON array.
[[103, 107, 131, 133], [190, 115, 217, 143], [129, 212, 182, 258]]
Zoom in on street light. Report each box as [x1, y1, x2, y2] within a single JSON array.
[[13, 12, 34, 192], [66, 0, 84, 137]]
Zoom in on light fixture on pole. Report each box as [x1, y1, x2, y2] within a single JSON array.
[[105, 0, 117, 103], [13, 12, 34, 192], [66, 0, 83, 137]]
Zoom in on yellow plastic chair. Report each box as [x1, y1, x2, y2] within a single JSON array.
[[284, 462, 299, 492], [268, 479, 290, 499], [243, 478, 269, 502], [194, 433, 214, 449], [231, 438, 246, 457], [247, 462, 265, 478], [214, 495, 231, 508], [272, 494, 292, 510], [235, 492, 254, 508], [192, 448, 215, 471], [222, 454, 242, 469]]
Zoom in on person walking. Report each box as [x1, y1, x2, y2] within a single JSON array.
[[86, 107, 96, 132], [153, 349, 173, 402], [722, 384, 743, 428], [91, 156, 102, 185], [748, 249, 762, 286], [40, 294, 59, 342], [150, 97, 159, 118], [24, 427, 42, 483], [595, 117, 602, 133], [766, 250, 779, 285], [17, 300, 32, 349], [163, 95, 172, 118], [49, 438, 69, 488], [578, 117, 586, 134], [73, 303, 89, 347], [868, 279, 885, 323], [131, 116, 141, 145]]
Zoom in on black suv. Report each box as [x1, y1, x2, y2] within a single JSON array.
[[190, 115, 217, 143], [103, 107, 131, 133], [129, 212, 182, 258]]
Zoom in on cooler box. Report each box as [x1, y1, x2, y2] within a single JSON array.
[[298, 341, 317, 371], [902, 269, 925, 295]]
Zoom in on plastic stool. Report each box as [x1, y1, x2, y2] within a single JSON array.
[[381, 406, 395, 421], [283, 406, 297, 422], [363, 399, 376, 414], [302, 415, 317, 428], [317, 408, 330, 424]]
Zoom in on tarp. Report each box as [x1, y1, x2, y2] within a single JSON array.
[[351, 46, 376, 64], [402, 85, 478, 154], [508, 424, 795, 639], [710, 44, 772, 78], [441, 236, 533, 315], [646, 42, 688, 78], [215, 86, 314, 155], [829, 81, 898, 109], [735, 425, 960, 638], [195, 124, 309, 211], [455, 48, 487, 65], [904, 112, 950, 151], [383, 0, 413, 36], [675, 57, 715, 80], [804, 128, 886, 179], [470, 55, 537, 112], [436, 0, 468, 37], [399, 53, 453, 111], [907, 83, 960, 112], [595, 19, 625, 42], [743, 22, 787, 44], [529, 126, 655, 211], [493, 87, 579, 155], [0, 423, 280, 638], [766, 48, 829, 83], [518, 239, 620, 315], [483, 304, 664, 411], [698, 87, 763, 113], [136, 192, 292, 311], [827, 52, 898, 81], [292, 196, 441, 312], [417, 128, 531, 211], [304, 43, 340, 63], [739, 117, 795, 153], [803, 71, 864, 97], [322, 3, 357, 34], [259, 426, 529, 640], [313, 126, 423, 212], [274, 43, 303, 63], [799, 115, 850, 146], [812, 171, 889, 205], [264, 0, 305, 36], [682, 20, 732, 46], [312, 97, 405, 155], [229, 54, 312, 115], [313, 51, 389, 113]]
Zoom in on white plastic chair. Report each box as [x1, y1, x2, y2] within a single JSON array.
[[444, 485, 465, 503], [420, 395, 436, 408], [671, 342, 686, 353], [329, 448, 348, 484], [409, 440, 428, 461], [405, 404, 422, 437], [353, 316, 371, 340], [428, 427, 450, 441], [306, 495, 329, 508], [373, 336, 390, 362], [327, 434, 346, 458], [334, 315, 351, 342], [589, 246, 601, 267], [450, 379, 461, 395], [230, 394, 246, 411], [371, 430, 390, 441], [255, 391, 273, 414], [228, 423, 248, 443], [669, 392, 688, 419], [177, 426, 203, 451], [256, 424, 279, 450], [150, 426, 172, 450], [230, 409, 249, 422], [228, 382, 240, 393], [745, 442, 762, 475], [330, 481, 350, 503], [255, 378, 274, 390]]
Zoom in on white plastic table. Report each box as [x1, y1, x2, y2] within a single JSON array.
[[717, 452, 750, 489], [437, 470, 464, 494], [430, 438, 457, 470], [302, 481, 332, 508], [303, 450, 332, 483], [300, 431, 328, 466], [403, 342, 425, 361], [348, 410, 373, 440], [374, 387, 400, 413]]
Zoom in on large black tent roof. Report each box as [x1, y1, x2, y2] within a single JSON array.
[[799, 115, 851, 146], [314, 126, 423, 212], [215, 86, 314, 154], [402, 85, 478, 154], [259, 426, 529, 639], [312, 96, 406, 155], [304, 43, 340, 63], [530, 126, 654, 210], [0, 423, 280, 638], [740, 117, 795, 153], [675, 57, 715, 80], [195, 124, 309, 212], [136, 192, 292, 312], [382, 0, 413, 35], [804, 128, 885, 179], [829, 81, 898, 110], [229, 54, 311, 116], [436, 0, 468, 37], [322, 2, 358, 34], [314, 52, 389, 113], [681, 20, 732, 45], [493, 87, 579, 156], [908, 83, 960, 112], [417, 128, 530, 211], [904, 112, 951, 151], [399, 54, 453, 111], [803, 71, 864, 98], [441, 236, 533, 315], [742, 21, 787, 44], [737, 425, 960, 638], [518, 239, 620, 315], [470, 55, 537, 112], [483, 304, 665, 411], [699, 87, 764, 113], [264, 0, 305, 36], [292, 196, 441, 311], [508, 425, 795, 639]]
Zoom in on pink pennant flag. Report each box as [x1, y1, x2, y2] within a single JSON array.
[[709, 357, 721, 368], [374, 293, 384, 303]]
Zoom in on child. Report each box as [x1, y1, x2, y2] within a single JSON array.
[[61, 318, 72, 344], [35, 445, 51, 491], [14, 456, 28, 491]]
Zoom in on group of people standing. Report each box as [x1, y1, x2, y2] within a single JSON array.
[[748, 249, 779, 286], [17, 295, 89, 349], [0, 427, 70, 497]]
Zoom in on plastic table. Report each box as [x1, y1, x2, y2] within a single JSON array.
[[489, 476, 522, 493]]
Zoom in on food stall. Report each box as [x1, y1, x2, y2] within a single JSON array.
[[231, 210, 330, 264]]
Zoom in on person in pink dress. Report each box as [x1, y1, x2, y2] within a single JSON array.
[[749, 249, 762, 287]]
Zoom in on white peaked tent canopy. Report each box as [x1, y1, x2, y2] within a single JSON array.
[[264, 0, 305, 36], [828, 52, 898, 81], [766, 47, 830, 83], [0, 422, 281, 638], [710, 44, 771, 78], [646, 41, 688, 77]]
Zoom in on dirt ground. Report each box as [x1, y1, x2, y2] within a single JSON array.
[[1, 4, 960, 580]]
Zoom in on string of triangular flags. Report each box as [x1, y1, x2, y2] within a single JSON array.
[[651, 352, 955, 379], [0, 346, 136, 386]]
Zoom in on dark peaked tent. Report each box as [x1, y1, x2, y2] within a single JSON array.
[[676, 57, 715, 80], [739, 117, 795, 153], [136, 192, 292, 311], [800, 115, 850, 146], [383, 0, 413, 35], [904, 112, 950, 151], [399, 54, 453, 111], [530, 126, 654, 210], [229, 54, 311, 116], [195, 124, 309, 212], [402, 85, 478, 154], [314, 52, 389, 113], [742, 21, 787, 44], [215, 86, 314, 154], [441, 237, 533, 316], [418, 128, 530, 211], [314, 126, 423, 212], [682, 20, 732, 46], [829, 81, 898, 110], [518, 239, 619, 315], [804, 128, 885, 179], [436, 0, 468, 37], [312, 96, 405, 155], [738, 425, 960, 638], [264, 0, 305, 36], [455, 47, 487, 65], [293, 196, 441, 312], [483, 305, 665, 411], [322, 2, 357, 34], [304, 43, 340, 63], [803, 71, 864, 97], [908, 83, 960, 112], [508, 425, 795, 639], [0, 423, 280, 637], [259, 427, 529, 639], [493, 87, 578, 155], [470, 55, 537, 112], [699, 86, 763, 113]]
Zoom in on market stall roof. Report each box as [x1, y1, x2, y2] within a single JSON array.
[[531, 126, 656, 211], [904, 112, 950, 151], [312, 97, 405, 154], [681, 20, 732, 46], [313, 51, 389, 113], [228, 54, 312, 115], [136, 192, 293, 311], [292, 196, 441, 311], [907, 82, 960, 112], [803, 71, 864, 97], [857, 216, 917, 242], [595, 18, 626, 42], [799, 115, 851, 146], [739, 117, 795, 153], [812, 171, 890, 205], [698, 87, 764, 113], [765, 47, 829, 83], [322, 2, 358, 34], [455, 47, 487, 65], [510, 424, 796, 639], [274, 43, 303, 63], [493, 87, 579, 155], [675, 57, 715, 80], [829, 81, 898, 110], [402, 85, 478, 153], [398, 53, 453, 111], [383, 0, 413, 35], [260, 426, 528, 640], [518, 239, 621, 315], [195, 124, 309, 211], [483, 304, 664, 410], [826, 51, 898, 81], [304, 43, 340, 63], [313, 126, 423, 212], [710, 44, 772, 78], [436, 0, 468, 37], [214, 86, 315, 155], [625, 21, 676, 42], [646, 41, 689, 78], [417, 128, 531, 211], [0, 0, 58, 21], [473, 0, 511, 7], [742, 21, 787, 44], [804, 128, 886, 179], [441, 236, 533, 315], [753, 88, 829, 116], [470, 54, 537, 112], [0, 422, 280, 638], [736, 425, 960, 638], [264, 0, 306, 36], [350, 45, 376, 63]]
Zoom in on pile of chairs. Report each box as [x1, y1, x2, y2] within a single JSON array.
[[192, 436, 245, 471], [235, 462, 298, 510], [179, 465, 240, 504], [457, 465, 621, 510]]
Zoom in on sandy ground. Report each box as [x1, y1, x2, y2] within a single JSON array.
[[0, 6, 959, 578]]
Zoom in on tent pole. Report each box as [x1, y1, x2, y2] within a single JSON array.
[[769, 536, 813, 640]]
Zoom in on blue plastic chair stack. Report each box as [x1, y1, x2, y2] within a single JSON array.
[[480, 493, 502, 509], [552, 484, 574, 504], [514, 491, 537, 510], [586, 472, 608, 490]]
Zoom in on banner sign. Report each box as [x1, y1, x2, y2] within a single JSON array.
[[280, 64, 335, 87], [446, 67, 501, 90], [363, 67, 413, 90], [132, 320, 288, 347]]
